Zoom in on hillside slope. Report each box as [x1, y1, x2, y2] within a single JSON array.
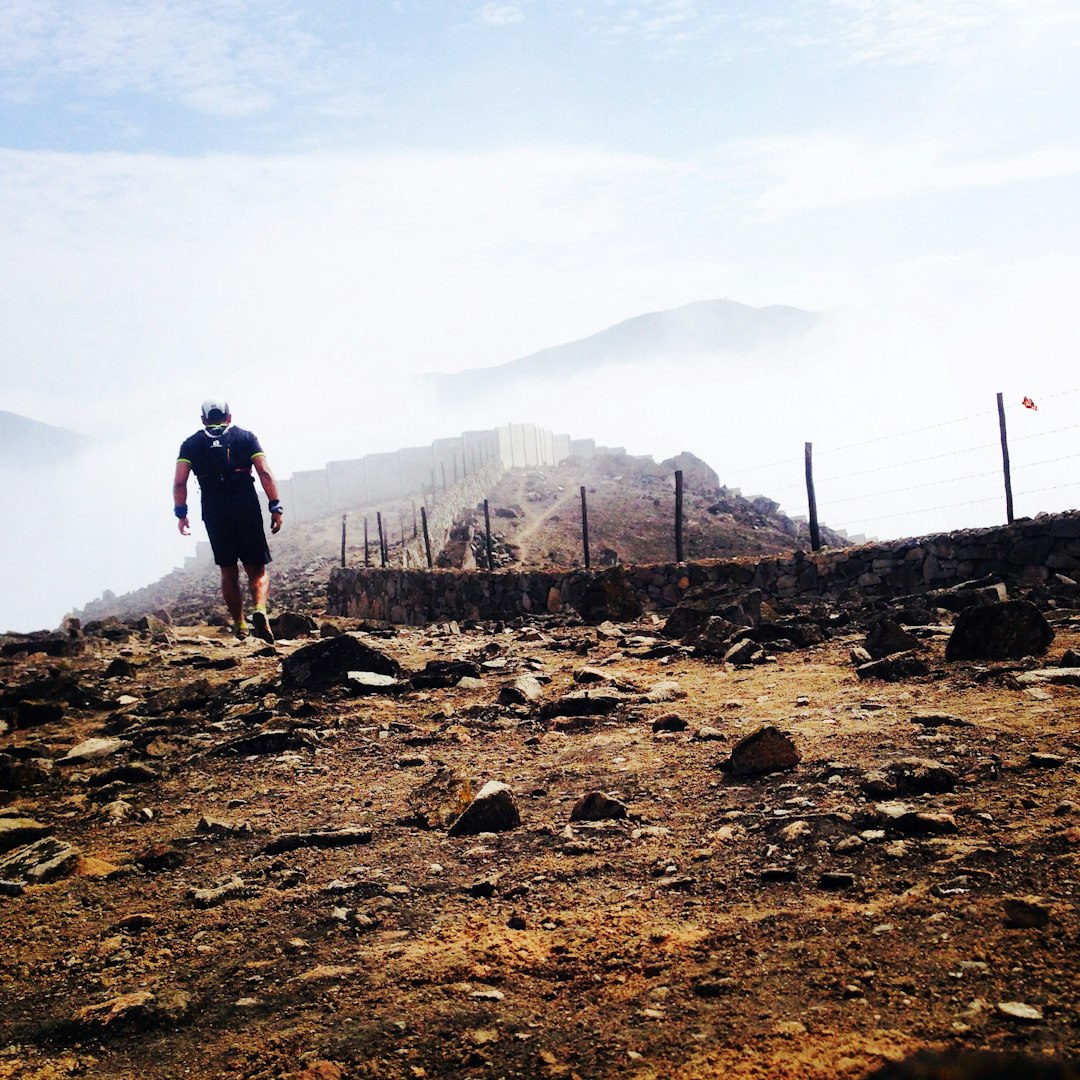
[[71, 450, 844, 627], [441, 448, 846, 572]]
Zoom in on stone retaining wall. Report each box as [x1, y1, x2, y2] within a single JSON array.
[[327, 511, 1080, 624]]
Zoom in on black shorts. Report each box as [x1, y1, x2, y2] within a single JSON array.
[[204, 504, 272, 568]]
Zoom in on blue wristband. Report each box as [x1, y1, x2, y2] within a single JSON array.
[[174, 504, 188, 519], [268, 500, 283, 514]]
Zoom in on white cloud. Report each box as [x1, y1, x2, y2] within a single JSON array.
[[842, 0, 1074, 62], [478, 3, 526, 27], [716, 132, 1080, 219], [0, 0, 362, 117]]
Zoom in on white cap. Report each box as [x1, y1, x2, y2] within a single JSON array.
[[201, 397, 230, 423]]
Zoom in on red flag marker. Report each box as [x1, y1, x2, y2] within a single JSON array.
[[1022, 396, 1037, 410]]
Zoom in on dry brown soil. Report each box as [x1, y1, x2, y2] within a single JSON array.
[[2, 614, 1079, 1079]]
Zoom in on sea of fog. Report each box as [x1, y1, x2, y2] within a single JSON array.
[[4, 313, 1076, 633]]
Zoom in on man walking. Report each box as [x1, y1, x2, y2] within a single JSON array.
[[173, 398, 283, 644]]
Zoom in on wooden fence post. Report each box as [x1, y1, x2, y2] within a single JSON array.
[[377, 512, 387, 567], [674, 470, 684, 562], [484, 499, 494, 570], [580, 486, 591, 569], [805, 442, 821, 551], [421, 506, 433, 568], [997, 391, 1015, 524], [341, 514, 347, 568], [364, 517, 370, 567]]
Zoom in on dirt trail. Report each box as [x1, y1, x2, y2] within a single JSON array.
[[505, 470, 578, 564]]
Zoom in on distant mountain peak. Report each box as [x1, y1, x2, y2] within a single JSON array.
[[0, 411, 91, 466], [434, 298, 820, 398]]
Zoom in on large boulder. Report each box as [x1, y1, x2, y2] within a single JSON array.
[[270, 611, 319, 640], [945, 600, 1054, 661], [282, 633, 402, 691]]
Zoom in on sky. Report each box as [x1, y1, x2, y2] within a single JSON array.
[[1, 0, 1079, 631]]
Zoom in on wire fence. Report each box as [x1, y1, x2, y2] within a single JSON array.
[[722, 388, 1080, 541]]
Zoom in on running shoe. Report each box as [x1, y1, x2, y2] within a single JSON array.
[[251, 610, 275, 645], [232, 620, 249, 640]]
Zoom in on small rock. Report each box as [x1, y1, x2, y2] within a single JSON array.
[[207, 729, 316, 758], [720, 726, 800, 778], [778, 820, 811, 843], [693, 726, 726, 741], [0, 836, 80, 884], [262, 827, 373, 856], [467, 874, 500, 898], [411, 660, 482, 689], [834, 836, 865, 854], [1003, 896, 1052, 929], [911, 713, 970, 728], [282, 634, 401, 691], [642, 681, 686, 703], [59, 737, 129, 764], [652, 714, 687, 733], [87, 763, 160, 788], [856, 653, 930, 681], [196, 816, 252, 837], [760, 866, 798, 882], [1029, 752, 1066, 768], [995, 1000, 1043, 1023], [347, 671, 410, 695], [574, 666, 610, 685], [539, 690, 628, 722], [404, 766, 474, 830], [188, 875, 255, 908], [269, 611, 318, 639], [774, 1020, 807, 1037], [15, 700, 65, 728], [448, 781, 521, 837], [724, 638, 766, 665], [865, 617, 921, 659], [570, 792, 628, 822], [74, 991, 157, 1029], [818, 871, 856, 890], [498, 675, 544, 705]]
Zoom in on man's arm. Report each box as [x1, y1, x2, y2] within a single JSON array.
[[173, 461, 192, 536], [252, 455, 283, 535]]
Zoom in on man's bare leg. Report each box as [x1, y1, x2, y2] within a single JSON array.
[[245, 564, 269, 610], [220, 565, 244, 624]]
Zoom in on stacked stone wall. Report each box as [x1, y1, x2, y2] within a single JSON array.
[[327, 511, 1080, 624]]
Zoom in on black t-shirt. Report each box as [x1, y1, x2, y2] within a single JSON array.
[[178, 426, 265, 519]]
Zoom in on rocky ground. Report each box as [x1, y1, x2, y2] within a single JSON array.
[[2, 593, 1079, 1079]]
